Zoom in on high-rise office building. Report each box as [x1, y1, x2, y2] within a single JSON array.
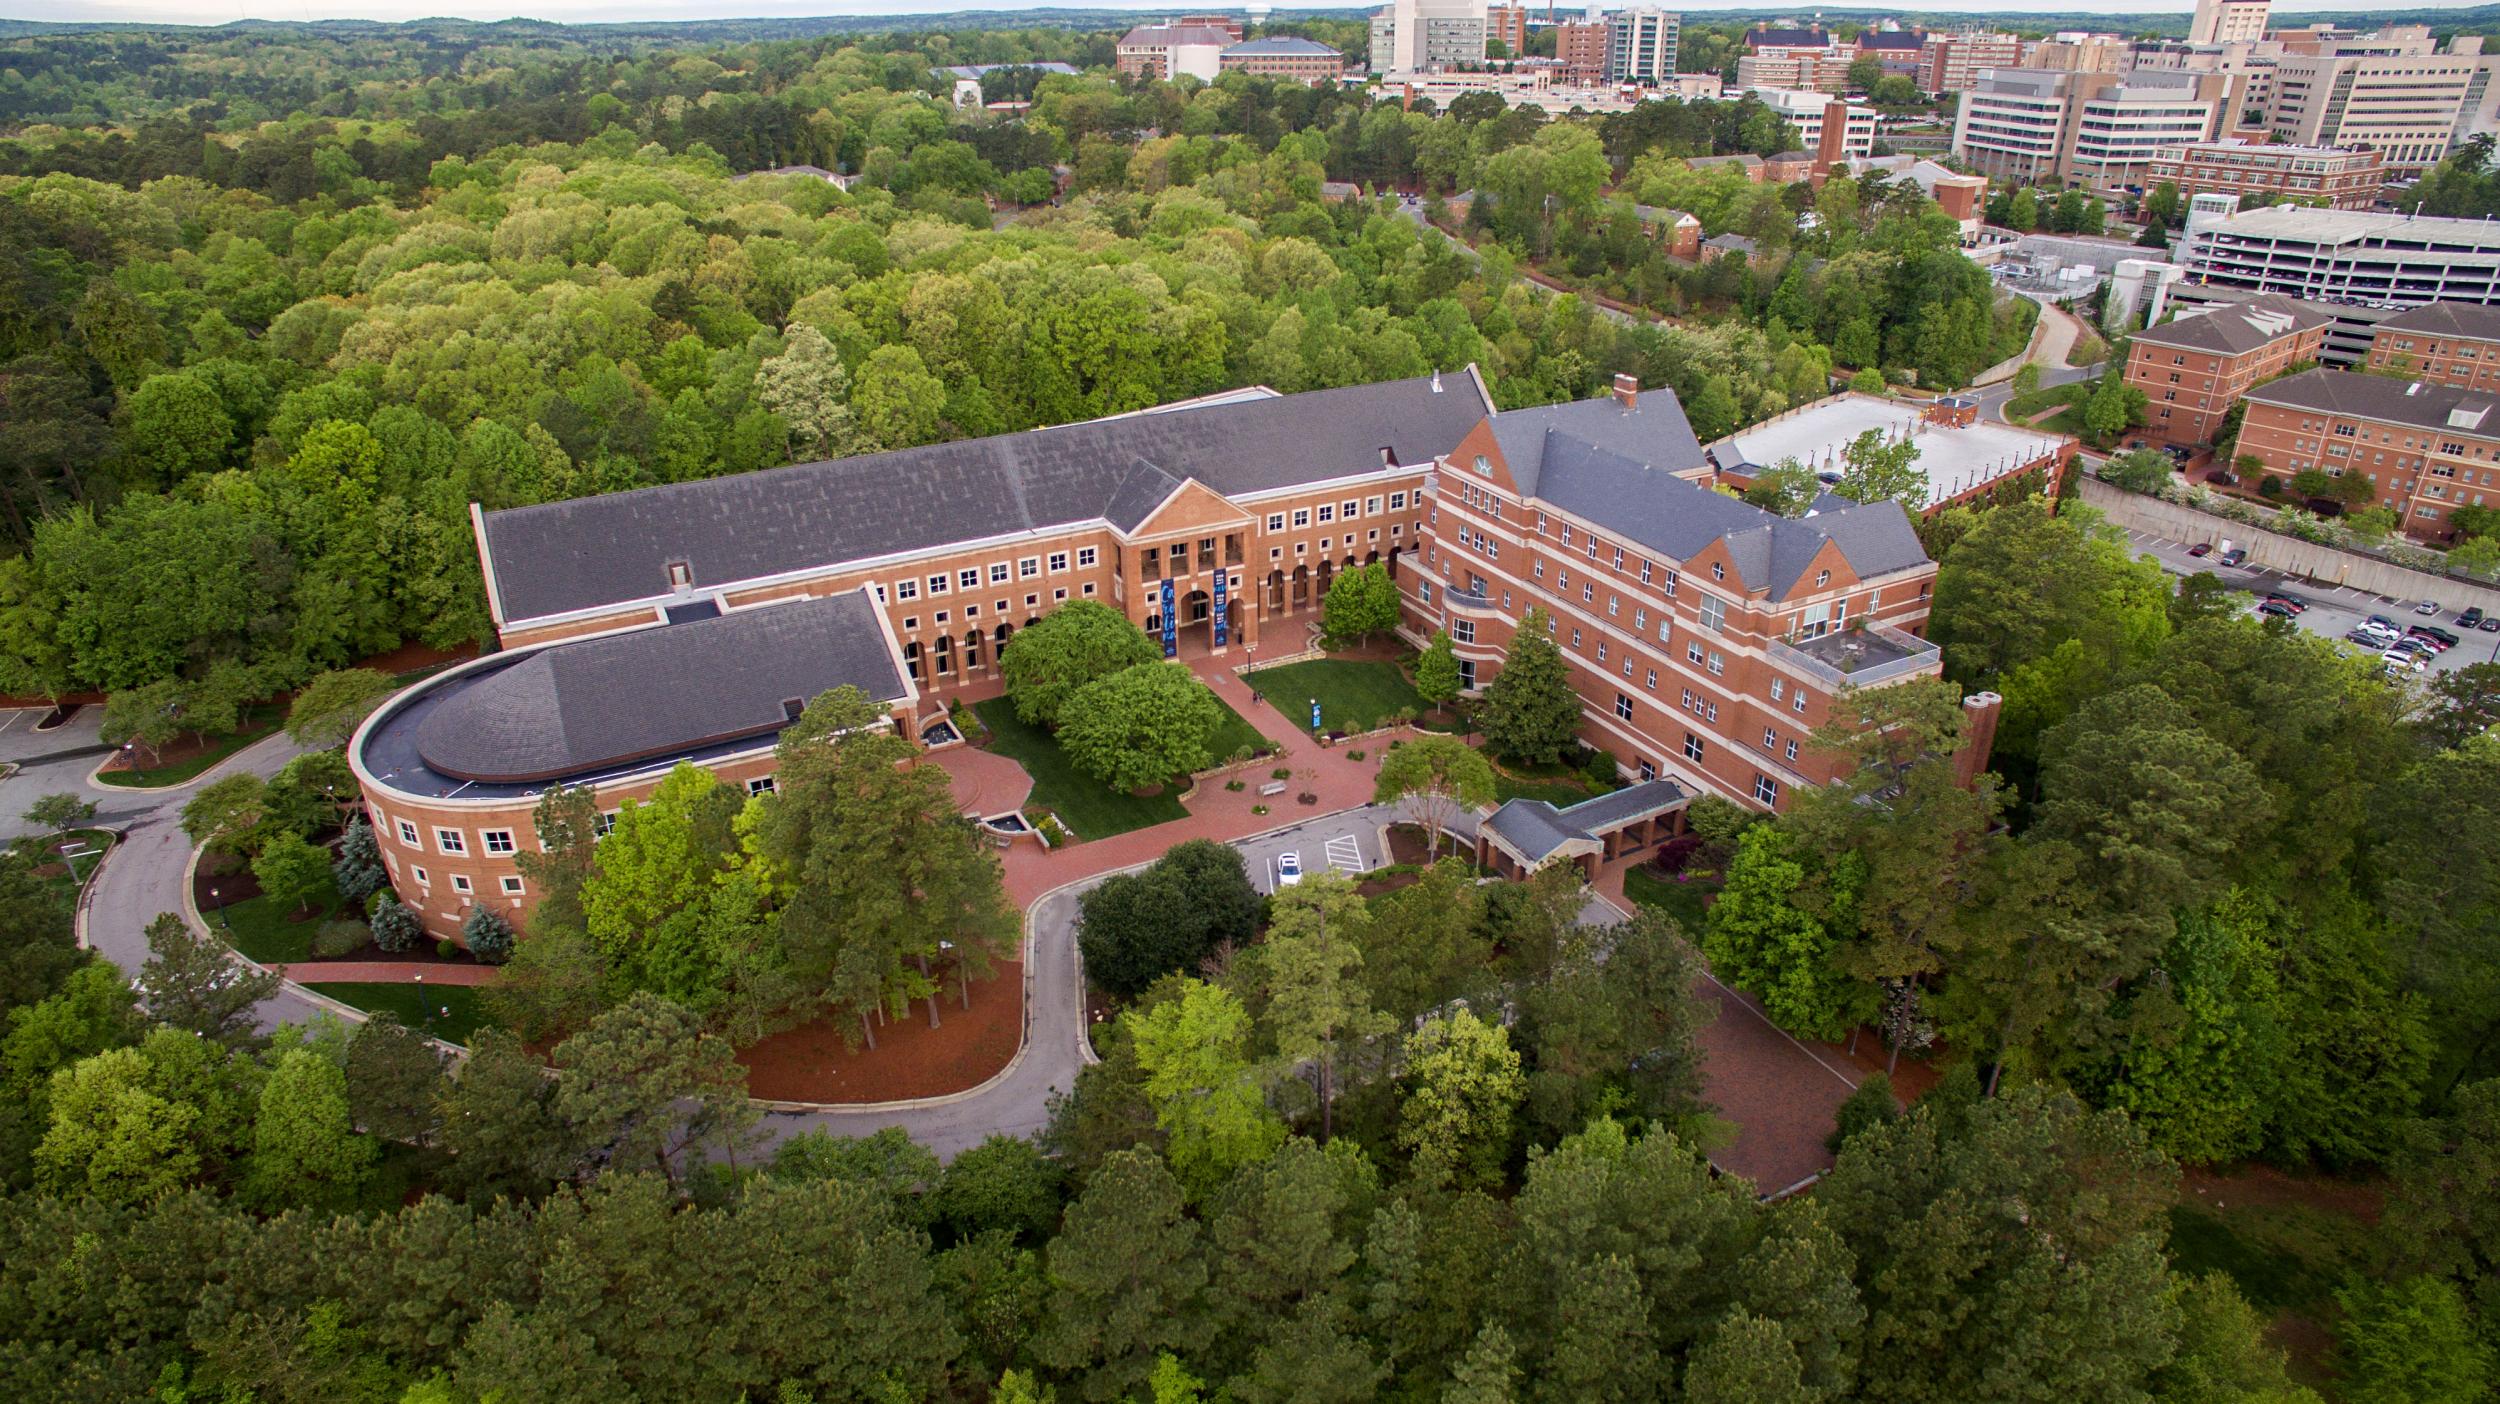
[[1369, 0, 1490, 73], [2189, 0, 2270, 46], [1953, 68, 2230, 188], [1606, 9, 1680, 85]]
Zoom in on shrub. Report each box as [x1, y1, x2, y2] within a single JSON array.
[[367, 893, 422, 954], [1224, 779, 1245, 792], [311, 920, 371, 958], [436, 939, 458, 960], [1578, 747, 1617, 788], [1272, 765, 1293, 780], [1827, 1072, 1900, 1154], [462, 906, 516, 964], [2256, 474, 2285, 499], [1651, 834, 1707, 873]]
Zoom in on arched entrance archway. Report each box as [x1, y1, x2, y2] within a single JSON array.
[[1266, 569, 1285, 610], [903, 641, 923, 682], [1386, 545, 1402, 580], [1364, 549, 1379, 567], [1316, 558, 1334, 598], [933, 634, 954, 677], [1291, 564, 1310, 607], [963, 629, 983, 670]]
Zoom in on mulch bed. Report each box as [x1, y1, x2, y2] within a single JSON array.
[[360, 639, 480, 675], [740, 958, 1023, 1103], [1384, 823, 1467, 868], [101, 726, 242, 776]]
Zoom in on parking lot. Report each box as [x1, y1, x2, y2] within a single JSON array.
[[1239, 810, 1386, 894], [2117, 526, 2500, 675]]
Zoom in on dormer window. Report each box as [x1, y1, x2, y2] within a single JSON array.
[[666, 560, 693, 590], [783, 698, 805, 722]]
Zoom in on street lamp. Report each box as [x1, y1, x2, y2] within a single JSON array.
[[208, 886, 229, 932]]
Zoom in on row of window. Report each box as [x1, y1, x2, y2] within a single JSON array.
[[1262, 492, 1408, 535], [891, 549, 1094, 602]]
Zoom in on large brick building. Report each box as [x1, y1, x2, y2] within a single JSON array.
[[2125, 294, 2332, 447], [2365, 302, 2500, 392], [353, 373, 1959, 942], [2143, 139, 2387, 212], [2237, 366, 2500, 536]]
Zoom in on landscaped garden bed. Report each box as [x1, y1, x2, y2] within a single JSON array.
[[97, 704, 282, 787]]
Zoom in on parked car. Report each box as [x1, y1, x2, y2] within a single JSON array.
[[2417, 599, 2442, 615], [2384, 651, 2429, 673], [2407, 625, 2460, 649], [2369, 614, 2402, 632], [2461, 607, 2486, 629], [2482, 617, 2500, 633], [2351, 623, 2401, 645], [2395, 637, 2440, 657], [2221, 547, 2249, 567], [2257, 600, 2297, 620], [1275, 851, 1303, 887], [2187, 542, 2214, 558], [2263, 592, 2309, 613]]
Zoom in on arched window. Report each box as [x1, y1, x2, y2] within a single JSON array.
[[902, 641, 922, 681], [933, 634, 954, 676], [964, 629, 983, 669]]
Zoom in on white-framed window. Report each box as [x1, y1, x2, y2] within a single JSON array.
[[1078, 547, 1097, 568], [500, 875, 525, 896], [1707, 651, 1725, 676], [904, 616, 919, 632], [927, 574, 948, 596], [1615, 693, 1634, 720], [1597, 643, 1609, 663], [1391, 491, 1408, 510], [1571, 628, 1583, 649], [1785, 739, 1799, 762], [958, 568, 979, 590], [1754, 774, 1781, 805], [1771, 677, 1786, 702], [1815, 569, 1831, 587], [1365, 496, 1381, 515], [1687, 640, 1704, 665], [1639, 760, 1657, 782], [935, 610, 949, 626], [990, 562, 1011, 583], [435, 828, 466, 855], [481, 829, 515, 855], [747, 776, 776, 796], [1793, 692, 1808, 714], [1054, 587, 1068, 601], [1700, 596, 1726, 633], [1267, 512, 1286, 532], [413, 865, 429, 887], [1082, 583, 1097, 597], [1607, 595, 1620, 617], [594, 811, 618, 839], [1764, 727, 1779, 750], [1019, 557, 1040, 578], [896, 578, 919, 600], [1684, 732, 1706, 761], [1639, 559, 1653, 584], [1633, 607, 1646, 630], [1533, 561, 1545, 580], [396, 819, 419, 848], [1582, 583, 1594, 603], [1420, 581, 1435, 606], [1711, 562, 1725, 580], [450, 874, 472, 895], [1454, 619, 1475, 643], [1645, 668, 1658, 689], [1294, 507, 1313, 528], [1317, 504, 1335, 524], [1662, 569, 1679, 596], [1342, 500, 1359, 520]]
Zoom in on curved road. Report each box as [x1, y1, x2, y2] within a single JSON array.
[[8, 700, 1426, 1158]]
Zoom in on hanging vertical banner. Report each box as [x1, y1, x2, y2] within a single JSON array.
[[1160, 579, 1177, 657], [1212, 571, 1229, 647]]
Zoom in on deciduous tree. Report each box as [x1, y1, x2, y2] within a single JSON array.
[[1372, 735, 1495, 859], [999, 600, 1164, 728], [1058, 662, 1221, 793], [1320, 562, 1397, 647]]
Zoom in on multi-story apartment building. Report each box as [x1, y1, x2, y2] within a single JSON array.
[[1606, 8, 1680, 86], [2365, 302, 2500, 390], [1735, 50, 1854, 94], [1953, 68, 2228, 189], [1557, 20, 1610, 84], [2237, 367, 2500, 536], [1744, 25, 1830, 59], [2177, 204, 2500, 308], [1918, 30, 2021, 97], [2190, 0, 2270, 46], [1488, 2, 1528, 54], [1115, 22, 1233, 80], [2124, 294, 2333, 446], [1747, 86, 1878, 163], [1370, 0, 1489, 74], [2267, 31, 2500, 176], [1218, 37, 1345, 85], [352, 373, 1969, 942], [2143, 139, 2387, 210]]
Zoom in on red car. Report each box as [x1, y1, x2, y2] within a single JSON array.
[[2187, 542, 2213, 558]]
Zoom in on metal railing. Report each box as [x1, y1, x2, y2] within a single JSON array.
[[1766, 623, 1941, 690]]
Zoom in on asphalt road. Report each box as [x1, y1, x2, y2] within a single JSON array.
[[2116, 523, 2500, 674]]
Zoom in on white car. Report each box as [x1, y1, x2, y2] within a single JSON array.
[[2383, 650, 2429, 673], [1275, 851, 1303, 887]]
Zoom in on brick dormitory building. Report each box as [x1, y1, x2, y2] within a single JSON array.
[[352, 371, 1994, 942]]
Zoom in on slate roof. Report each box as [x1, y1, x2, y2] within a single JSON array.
[[1749, 26, 1830, 47], [1486, 390, 1927, 602], [409, 590, 907, 786], [482, 374, 1488, 624], [1705, 232, 1760, 254], [2373, 301, 2500, 342], [1857, 30, 1925, 49], [2245, 366, 2500, 434], [1483, 779, 1692, 864], [1120, 23, 1236, 45], [2134, 294, 2331, 355]]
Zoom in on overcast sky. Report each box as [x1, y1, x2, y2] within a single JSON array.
[[0, 0, 2479, 31]]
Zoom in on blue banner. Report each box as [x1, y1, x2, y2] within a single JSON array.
[[1212, 571, 1229, 647], [1160, 579, 1176, 657]]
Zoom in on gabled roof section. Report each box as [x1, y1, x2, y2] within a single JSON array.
[[2375, 300, 2500, 342], [1486, 388, 1927, 602], [1483, 778, 1692, 867], [482, 373, 1491, 624], [2245, 366, 2500, 432], [1105, 459, 1186, 533], [2136, 293, 2331, 355]]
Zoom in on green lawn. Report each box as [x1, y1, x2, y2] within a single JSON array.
[[301, 982, 490, 1046], [98, 706, 281, 788], [1245, 658, 1429, 735], [2007, 381, 2087, 418], [1205, 698, 1271, 765], [972, 695, 1269, 841], [1623, 865, 1720, 932], [208, 885, 341, 965]]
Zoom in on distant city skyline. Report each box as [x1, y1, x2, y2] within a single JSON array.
[[5, 0, 2491, 27]]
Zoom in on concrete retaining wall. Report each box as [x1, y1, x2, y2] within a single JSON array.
[[2076, 478, 2500, 613]]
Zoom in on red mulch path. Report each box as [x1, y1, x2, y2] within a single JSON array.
[[739, 959, 1022, 1103], [360, 640, 479, 675]]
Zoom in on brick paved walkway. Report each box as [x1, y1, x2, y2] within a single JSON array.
[[268, 960, 500, 985], [1591, 858, 1868, 1196]]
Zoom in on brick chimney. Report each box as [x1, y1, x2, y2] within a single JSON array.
[[1953, 690, 2002, 791], [1613, 373, 1639, 409]]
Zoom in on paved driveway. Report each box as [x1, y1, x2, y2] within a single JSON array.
[[2117, 524, 2500, 674]]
